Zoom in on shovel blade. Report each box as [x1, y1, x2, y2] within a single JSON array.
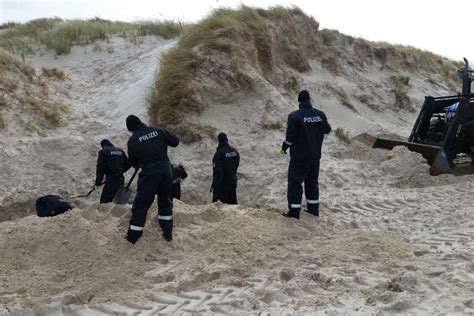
[[113, 186, 133, 205]]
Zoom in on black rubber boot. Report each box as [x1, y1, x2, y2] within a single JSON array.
[[282, 212, 300, 219], [304, 209, 319, 217], [162, 232, 172, 242], [126, 230, 143, 244]]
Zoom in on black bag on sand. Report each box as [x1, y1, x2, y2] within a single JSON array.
[[35, 195, 72, 217]]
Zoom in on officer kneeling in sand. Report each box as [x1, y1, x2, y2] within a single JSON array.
[[125, 115, 179, 244]]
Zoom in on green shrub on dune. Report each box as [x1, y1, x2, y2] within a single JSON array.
[[0, 18, 184, 55]]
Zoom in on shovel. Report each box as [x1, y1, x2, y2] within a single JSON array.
[[72, 187, 95, 198], [113, 168, 138, 205], [72, 181, 105, 198]]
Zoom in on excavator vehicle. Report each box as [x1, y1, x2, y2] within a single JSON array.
[[373, 58, 474, 175]]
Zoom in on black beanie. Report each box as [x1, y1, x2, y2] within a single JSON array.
[[298, 90, 310, 102], [218, 132, 228, 144], [100, 139, 113, 148], [126, 115, 142, 132]]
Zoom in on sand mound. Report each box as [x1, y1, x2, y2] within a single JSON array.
[[0, 201, 419, 311], [380, 146, 458, 188], [330, 139, 461, 188]]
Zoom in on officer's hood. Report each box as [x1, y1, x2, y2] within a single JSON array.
[[217, 132, 229, 148], [126, 115, 147, 132], [298, 100, 312, 109]]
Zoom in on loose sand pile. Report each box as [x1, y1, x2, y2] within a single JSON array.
[[0, 201, 423, 312], [2, 194, 472, 314]]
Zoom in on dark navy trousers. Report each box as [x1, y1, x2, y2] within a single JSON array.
[[212, 176, 237, 204], [128, 161, 173, 238], [100, 175, 124, 204], [287, 158, 320, 216]]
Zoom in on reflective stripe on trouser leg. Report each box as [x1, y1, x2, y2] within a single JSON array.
[[290, 204, 301, 214], [158, 209, 173, 237], [307, 199, 320, 213]]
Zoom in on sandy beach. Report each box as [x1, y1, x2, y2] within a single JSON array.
[[0, 16, 473, 315]]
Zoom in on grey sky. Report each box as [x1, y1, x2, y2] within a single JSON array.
[[1, 0, 472, 60]]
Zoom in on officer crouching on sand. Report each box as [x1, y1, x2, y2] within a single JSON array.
[[125, 115, 179, 244], [280, 90, 331, 219], [95, 139, 131, 204]]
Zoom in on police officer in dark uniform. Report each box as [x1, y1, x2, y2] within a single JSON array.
[[125, 115, 179, 244], [212, 133, 240, 204], [280, 90, 331, 219], [171, 164, 187, 200], [95, 139, 131, 204]]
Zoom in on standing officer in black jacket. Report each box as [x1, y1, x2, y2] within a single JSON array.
[[212, 133, 240, 204], [95, 139, 131, 204], [125, 115, 179, 244], [280, 90, 331, 219]]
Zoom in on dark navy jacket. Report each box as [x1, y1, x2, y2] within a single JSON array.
[[282, 100, 331, 161], [127, 123, 179, 168], [95, 145, 131, 185], [212, 142, 240, 188]]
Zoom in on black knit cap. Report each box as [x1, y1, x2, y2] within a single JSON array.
[[100, 139, 113, 148], [218, 132, 228, 144], [126, 115, 142, 132], [298, 90, 310, 102]]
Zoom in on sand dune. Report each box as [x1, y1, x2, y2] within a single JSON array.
[[0, 17, 473, 315]]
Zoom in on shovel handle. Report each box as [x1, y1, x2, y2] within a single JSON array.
[[125, 169, 139, 190]]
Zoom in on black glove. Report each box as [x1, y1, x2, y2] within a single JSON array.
[[126, 229, 143, 244]]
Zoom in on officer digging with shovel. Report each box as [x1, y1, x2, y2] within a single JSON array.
[[95, 139, 131, 204], [125, 115, 179, 244]]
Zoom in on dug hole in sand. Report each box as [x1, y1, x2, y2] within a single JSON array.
[[1, 10, 474, 314]]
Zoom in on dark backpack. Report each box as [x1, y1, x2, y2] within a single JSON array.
[[35, 195, 72, 217]]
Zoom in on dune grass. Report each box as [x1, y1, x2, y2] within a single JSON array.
[[146, 6, 322, 142], [390, 75, 413, 111], [335, 127, 351, 144], [356, 37, 460, 80], [0, 48, 35, 79], [323, 82, 356, 111], [148, 5, 280, 138], [0, 18, 184, 55], [41, 67, 65, 80], [0, 48, 63, 127], [22, 95, 61, 126]]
